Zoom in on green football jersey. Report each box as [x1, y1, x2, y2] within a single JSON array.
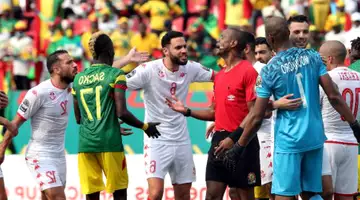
[[349, 60, 360, 73], [72, 64, 127, 153]]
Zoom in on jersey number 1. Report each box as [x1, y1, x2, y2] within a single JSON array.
[[80, 86, 103, 121], [296, 73, 307, 108], [341, 88, 360, 121]]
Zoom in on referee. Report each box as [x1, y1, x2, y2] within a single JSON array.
[[166, 28, 261, 200]]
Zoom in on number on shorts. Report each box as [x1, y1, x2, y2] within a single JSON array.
[[296, 73, 307, 108], [46, 171, 56, 184], [149, 160, 156, 173], [341, 88, 360, 121], [80, 86, 103, 121], [170, 82, 177, 95]]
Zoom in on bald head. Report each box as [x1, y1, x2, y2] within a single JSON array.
[[319, 41, 347, 65], [264, 17, 290, 50]]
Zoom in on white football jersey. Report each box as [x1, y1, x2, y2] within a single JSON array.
[[254, 61, 273, 138], [320, 67, 360, 143], [17, 79, 72, 157], [126, 59, 214, 145]]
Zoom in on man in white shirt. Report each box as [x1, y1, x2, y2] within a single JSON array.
[[345, 12, 360, 49], [126, 31, 214, 200], [325, 24, 346, 44], [319, 41, 359, 200], [0, 50, 77, 200]]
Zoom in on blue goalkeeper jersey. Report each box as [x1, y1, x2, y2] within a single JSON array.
[[256, 47, 328, 153]]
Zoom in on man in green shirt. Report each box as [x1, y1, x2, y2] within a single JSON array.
[[348, 37, 360, 72], [72, 31, 160, 200]]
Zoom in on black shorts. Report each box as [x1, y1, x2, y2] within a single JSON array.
[[206, 131, 261, 188]]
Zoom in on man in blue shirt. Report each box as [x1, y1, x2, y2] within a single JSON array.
[[224, 16, 360, 200]]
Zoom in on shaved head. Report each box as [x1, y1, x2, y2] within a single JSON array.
[[265, 16, 290, 50], [319, 41, 347, 64]]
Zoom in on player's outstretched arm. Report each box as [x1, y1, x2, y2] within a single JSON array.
[[114, 91, 161, 138], [113, 47, 149, 73], [0, 115, 25, 164], [165, 95, 215, 121]]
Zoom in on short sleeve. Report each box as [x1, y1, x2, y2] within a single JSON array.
[[191, 62, 214, 82], [126, 64, 151, 90], [256, 68, 273, 98], [17, 89, 43, 120], [111, 70, 127, 92], [71, 88, 76, 98], [244, 67, 258, 102]]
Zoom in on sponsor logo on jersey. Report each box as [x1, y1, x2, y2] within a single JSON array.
[[201, 66, 210, 72], [20, 99, 29, 112], [247, 172, 256, 184], [126, 70, 136, 78], [227, 95, 235, 101]]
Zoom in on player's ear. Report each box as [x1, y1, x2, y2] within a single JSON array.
[[162, 47, 169, 56], [230, 40, 238, 49]]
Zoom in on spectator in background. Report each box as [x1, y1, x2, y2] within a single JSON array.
[[111, 17, 134, 60], [0, 4, 16, 34], [225, 0, 245, 29], [98, 7, 117, 34], [81, 21, 99, 62], [9, 20, 33, 90], [138, 0, 182, 35], [288, 0, 308, 16], [158, 19, 173, 49], [324, 0, 351, 32], [130, 22, 159, 56], [192, 6, 220, 40], [312, 0, 330, 32], [262, 0, 286, 19], [308, 25, 323, 50], [345, 12, 360, 49], [57, 25, 83, 72], [325, 22, 346, 44], [250, 0, 272, 31]]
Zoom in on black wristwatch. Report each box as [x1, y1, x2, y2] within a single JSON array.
[[184, 107, 191, 117]]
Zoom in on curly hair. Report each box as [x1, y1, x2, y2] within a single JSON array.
[[88, 31, 113, 59], [351, 37, 360, 51]]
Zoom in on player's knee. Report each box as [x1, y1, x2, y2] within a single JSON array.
[[0, 193, 7, 200], [44, 189, 66, 200], [148, 188, 163, 200], [321, 187, 333, 200], [205, 190, 223, 200]]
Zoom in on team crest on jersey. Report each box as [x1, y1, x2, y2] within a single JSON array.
[[126, 70, 136, 79], [256, 75, 262, 88], [20, 99, 29, 112], [180, 72, 186, 78], [158, 70, 165, 78], [49, 92, 56, 100], [247, 172, 256, 184]]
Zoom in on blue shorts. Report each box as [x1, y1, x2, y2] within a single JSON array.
[[272, 147, 323, 196]]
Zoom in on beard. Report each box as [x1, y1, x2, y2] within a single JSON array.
[[170, 54, 188, 65], [61, 74, 75, 84]]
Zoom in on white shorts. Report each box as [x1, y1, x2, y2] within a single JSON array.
[[324, 142, 358, 195], [144, 144, 196, 184], [322, 146, 332, 176], [26, 155, 66, 191], [258, 133, 273, 185]]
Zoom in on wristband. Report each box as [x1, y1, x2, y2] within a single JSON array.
[[142, 123, 149, 131], [228, 127, 244, 143], [184, 107, 191, 117]]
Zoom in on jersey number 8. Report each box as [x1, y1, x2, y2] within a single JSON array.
[[170, 82, 177, 95]]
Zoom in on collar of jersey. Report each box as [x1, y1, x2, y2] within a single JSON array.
[[91, 63, 111, 67]]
